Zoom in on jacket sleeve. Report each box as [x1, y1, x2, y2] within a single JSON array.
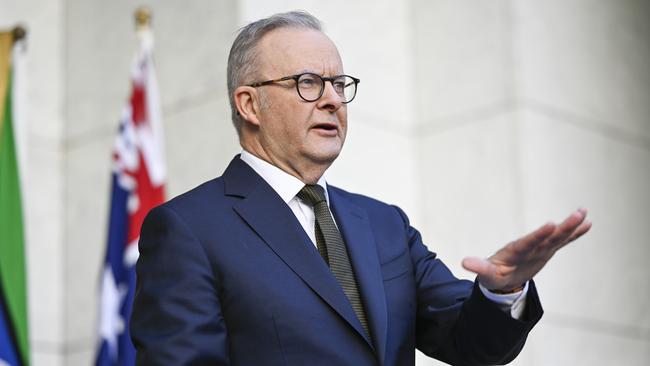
[[130, 205, 230, 365], [393, 206, 544, 365]]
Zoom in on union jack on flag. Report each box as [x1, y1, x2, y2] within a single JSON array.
[[95, 27, 165, 366]]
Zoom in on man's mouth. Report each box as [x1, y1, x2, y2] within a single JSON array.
[[312, 122, 338, 132]]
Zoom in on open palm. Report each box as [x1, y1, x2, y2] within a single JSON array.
[[462, 208, 592, 292]]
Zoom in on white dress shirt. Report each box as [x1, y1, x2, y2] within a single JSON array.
[[240, 150, 330, 246], [239, 150, 527, 319]]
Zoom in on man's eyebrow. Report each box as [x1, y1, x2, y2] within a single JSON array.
[[294, 69, 344, 76]]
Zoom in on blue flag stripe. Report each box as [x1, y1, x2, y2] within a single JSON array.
[[0, 279, 21, 366]]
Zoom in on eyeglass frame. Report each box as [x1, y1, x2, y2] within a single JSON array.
[[247, 72, 361, 104]]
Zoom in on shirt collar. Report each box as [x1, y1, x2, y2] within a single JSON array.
[[239, 150, 329, 204]]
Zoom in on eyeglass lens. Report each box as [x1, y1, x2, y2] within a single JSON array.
[[297, 73, 357, 103]]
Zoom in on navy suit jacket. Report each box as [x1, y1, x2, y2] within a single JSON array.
[[131, 156, 543, 365]]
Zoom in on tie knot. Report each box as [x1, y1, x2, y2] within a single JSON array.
[[297, 184, 326, 206]]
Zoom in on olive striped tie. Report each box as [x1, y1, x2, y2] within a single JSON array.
[[297, 185, 371, 341]]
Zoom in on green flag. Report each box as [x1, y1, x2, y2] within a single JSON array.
[[0, 29, 29, 366]]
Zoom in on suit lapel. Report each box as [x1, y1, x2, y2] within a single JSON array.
[[329, 188, 388, 365], [223, 157, 374, 349]]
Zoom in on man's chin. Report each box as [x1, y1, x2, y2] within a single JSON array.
[[306, 147, 342, 166]]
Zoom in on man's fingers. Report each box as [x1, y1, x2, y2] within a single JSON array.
[[461, 256, 494, 277], [463, 210, 591, 290], [559, 219, 592, 249], [542, 209, 588, 250], [509, 222, 556, 255], [558, 209, 587, 233], [462, 257, 510, 290]]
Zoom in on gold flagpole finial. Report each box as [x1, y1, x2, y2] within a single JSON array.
[[135, 7, 152, 30], [12, 25, 27, 42]]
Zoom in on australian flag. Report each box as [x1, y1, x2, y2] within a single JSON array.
[[95, 27, 166, 366]]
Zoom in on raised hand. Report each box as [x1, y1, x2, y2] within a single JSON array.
[[461, 208, 592, 292]]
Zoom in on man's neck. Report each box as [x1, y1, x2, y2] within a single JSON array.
[[239, 150, 329, 204], [240, 145, 329, 185]]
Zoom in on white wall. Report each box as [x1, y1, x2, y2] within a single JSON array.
[[1, 0, 648, 365], [512, 1, 650, 364], [414, 1, 650, 365]]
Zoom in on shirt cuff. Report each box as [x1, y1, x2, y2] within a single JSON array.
[[478, 281, 529, 319]]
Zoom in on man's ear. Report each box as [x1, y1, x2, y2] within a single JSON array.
[[234, 86, 262, 126]]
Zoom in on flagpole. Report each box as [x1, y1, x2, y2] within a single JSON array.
[[10, 25, 27, 190]]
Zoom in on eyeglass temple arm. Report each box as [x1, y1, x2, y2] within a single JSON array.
[[249, 75, 295, 87]]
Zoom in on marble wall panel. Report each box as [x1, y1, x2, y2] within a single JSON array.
[[163, 95, 240, 198], [412, 0, 513, 125], [514, 0, 650, 138], [519, 109, 650, 330], [63, 343, 95, 366], [63, 132, 113, 342], [151, 1, 237, 114], [64, 0, 136, 143], [31, 351, 64, 366], [25, 141, 65, 351], [523, 320, 649, 365], [415, 113, 521, 279]]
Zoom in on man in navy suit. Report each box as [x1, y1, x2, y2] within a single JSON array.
[[130, 11, 591, 365]]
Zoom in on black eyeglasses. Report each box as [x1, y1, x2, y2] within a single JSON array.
[[248, 73, 360, 104]]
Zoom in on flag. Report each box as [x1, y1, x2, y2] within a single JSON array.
[[0, 29, 29, 366], [96, 25, 166, 366]]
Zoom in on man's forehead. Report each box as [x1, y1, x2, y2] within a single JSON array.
[[257, 27, 343, 74]]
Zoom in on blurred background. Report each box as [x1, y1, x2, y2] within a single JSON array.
[[0, 0, 648, 365]]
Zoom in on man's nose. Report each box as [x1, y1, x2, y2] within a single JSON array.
[[316, 81, 343, 112]]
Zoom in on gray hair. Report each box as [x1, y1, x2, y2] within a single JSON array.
[[227, 11, 323, 134]]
